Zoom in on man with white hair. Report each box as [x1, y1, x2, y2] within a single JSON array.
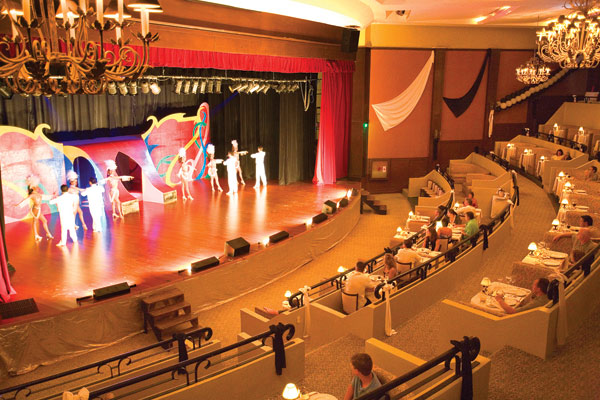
[[570, 228, 596, 264]]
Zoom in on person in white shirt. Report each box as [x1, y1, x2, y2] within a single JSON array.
[[345, 261, 377, 307], [395, 238, 421, 275], [81, 177, 105, 232], [223, 152, 239, 195], [251, 146, 267, 189], [50, 185, 77, 246]]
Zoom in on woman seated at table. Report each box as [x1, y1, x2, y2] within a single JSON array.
[[383, 253, 398, 280], [552, 149, 566, 160], [447, 209, 462, 226], [495, 278, 550, 314], [463, 191, 479, 208], [422, 225, 438, 251], [436, 217, 453, 251]]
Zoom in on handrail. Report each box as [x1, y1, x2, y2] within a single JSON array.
[[534, 131, 587, 153], [355, 336, 481, 400], [287, 170, 456, 309], [0, 327, 213, 399], [87, 323, 295, 400]]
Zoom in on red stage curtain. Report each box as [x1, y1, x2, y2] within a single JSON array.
[[0, 228, 15, 303]]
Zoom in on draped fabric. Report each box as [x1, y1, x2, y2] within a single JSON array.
[[443, 50, 490, 118], [0, 165, 15, 303], [299, 286, 311, 338], [371, 51, 434, 132], [550, 273, 568, 346]]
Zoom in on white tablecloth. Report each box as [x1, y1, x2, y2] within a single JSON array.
[[522, 249, 568, 271], [491, 195, 511, 219], [470, 282, 531, 314], [536, 159, 546, 177], [520, 153, 535, 173], [553, 176, 568, 197]]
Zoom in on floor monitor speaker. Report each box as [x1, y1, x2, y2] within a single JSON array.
[[225, 237, 250, 257], [192, 256, 220, 272], [93, 282, 130, 300], [269, 231, 290, 243], [322, 200, 337, 214]]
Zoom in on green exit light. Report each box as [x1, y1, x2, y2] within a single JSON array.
[[363, 122, 368, 129]]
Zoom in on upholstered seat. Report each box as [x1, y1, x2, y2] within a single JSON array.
[[341, 290, 359, 314]]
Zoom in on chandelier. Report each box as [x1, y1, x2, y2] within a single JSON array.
[[516, 55, 551, 85], [0, 0, 161, 96], [536, 0, 600, 69]]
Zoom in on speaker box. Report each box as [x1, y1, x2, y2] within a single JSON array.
[[322, 200, 337, 214], [339, 198, 349, 208], [341, 28, 360, 53], [225, 237, 250, 257], [269, 231, 290, 243], [93, 282, 130, 300], [192, 256, 220, 272], [0, 298, 38, 319], [312, 213, 328, 224]]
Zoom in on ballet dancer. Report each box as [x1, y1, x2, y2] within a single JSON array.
[[16, 176, 53, 241], [105, 160, 133, 219], [251, 146, 267, 189], [231, 140, 247, 185], [206, 144, 223, 192], [67, 170, 88, 231], [223, 152, 238, 195], [81, 177, 105, 232], [50, 184, 77, 246], [177, 148, 195, 201]]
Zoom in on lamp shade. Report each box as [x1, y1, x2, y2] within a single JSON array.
[[552, 219, 560, 227], [337, 266, 346, 273], [284, 290, 292, 298], [561, 198, 569, 205], [540, 156, 545, 161], [396, 227, 403, 233], [480, 277, 491, 287], [454, 202, 460, 208], [104, 0, 132, 18], [564, 181, 572, 188], [528, 242, 538, 252], [408, 211, 414, 217], [282, 383, 301, 400], [558, 171, 565, 177], [127, 0, 161, 8]]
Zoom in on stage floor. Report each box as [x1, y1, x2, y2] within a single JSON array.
[[4, 179, 354, 324]]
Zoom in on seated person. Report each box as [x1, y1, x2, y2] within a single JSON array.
[[464, 191, 479, 208], [457, 198, 477, 215], [462, 211, 479, 239], [422, 225, 438, 251], [345, 261, 377, 307], [434, 205, 446, 220], [395, 238, 421, 274], [584, 165, 599, 181], [552, 149, 566, 161], [383, 253, 398, 280], [569, 228, 596, 264], [447, 209, 462, 226], [495, 278, 550, 314], [343, 353, 383, 400], [553, 215, 598, 241], [436, 217, 453, 250]]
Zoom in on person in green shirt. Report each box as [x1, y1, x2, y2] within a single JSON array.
[[462, 211, 479, 239]]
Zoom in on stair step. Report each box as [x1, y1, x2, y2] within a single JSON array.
[[372, 200, 382, 206], [142, 288, 184, 307], [154, 313, 198, 331], [149, 301, 191, 319], [366, 195, 375, 202]]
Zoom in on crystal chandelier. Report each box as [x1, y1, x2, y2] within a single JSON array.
[[516, 55, 551, 85], [0, 0, 161, 96], [536, 0, 600, 69]]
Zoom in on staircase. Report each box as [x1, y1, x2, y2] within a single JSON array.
[[141, 288, 199, 342], [360, 190, 387, 215]]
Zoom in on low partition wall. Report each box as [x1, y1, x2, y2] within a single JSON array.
[[240, 201, 514, 349], [438, 251, 600, 359], [407, 170, 453, 208], [0, 196, 360, 376]]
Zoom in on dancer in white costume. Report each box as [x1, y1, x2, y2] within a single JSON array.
[[16, 175, 53, 241], [104, 160, 133, 219], [231, 140, 247, 185], [177, 148, 195, 200], [223, 152, 239, 195], [251, 146, 267, 189], [67, 170, 88, 231], [50, 184, 77, 246], [206, 144, 223, 192], [81, 177, 105, 232]]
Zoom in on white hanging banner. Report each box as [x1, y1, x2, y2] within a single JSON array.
[[299, 286, 311, 338], [488, 109, 494, 138], [383, 282, 397, 337], [372, 51, 435, 131], [549, 273, 568, 346]]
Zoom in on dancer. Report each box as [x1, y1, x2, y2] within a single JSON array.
[[50, 184, 77, 246], [67, 170, 88, 231], [16, 176, 53, 241], [81, 177, 105, 232], [223, 152, 238, 195], [251, 146, 267, 189], [105, 160, 133, 219], [206, 144, 223, 192], [231, 140, 247, 185], [177, 148, 195, 200]]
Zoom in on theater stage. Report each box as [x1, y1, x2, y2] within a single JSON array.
[[3, 179, 356, 325]]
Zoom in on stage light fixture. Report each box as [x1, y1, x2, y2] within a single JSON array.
[[225, 237, 251, 257], [322, 200, 337, 214], [269, 231, 290, 243], [215, 80, 222, 93], [183, 80, 192, 94], [0, 85, 13, 99], [312, 213, 328, 224], [207, 80, 214, 93], [290, 83, 300, 92], [118, 82, 128, 95], [261, 84, 271, 94], [93, 282, 131, 301], [150, 82, 161, 95], [174, 80, 183, 94], [229, 82, 242, 92], [128, 81, 138, 95], [107, 82, 117, 95], [191, 80, 199, 94], [200, 80, 207, 93], [238, 82, 249, 93], [276, 83, 286, 93], [141, 81, 150, 94], [249, 82, 261, 93]]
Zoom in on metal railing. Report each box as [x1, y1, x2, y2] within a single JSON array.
[[534, 131, 587, 153], [355, 336, 481, 400]]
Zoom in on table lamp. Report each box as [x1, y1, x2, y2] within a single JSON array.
[[397, 226, 403, 233], [337, 266, 346, 273], [558, 171, 565, 177], [579, 126, 584, 134], [552, 219, 560, 230], [284, 290, 292, 298], [408, 211, 414, 219], [282, 383, 301, 400], [564, 181, 572, 189], [528, 242, 537, 255], [480, 277, 491, 294], [454, 202, 460, 209], [554, 123, 558, 130], [540, 156, 545, 161], [561, 198, 569, 208]]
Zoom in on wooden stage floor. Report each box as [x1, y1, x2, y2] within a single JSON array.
[[4, 179, 354, 324]]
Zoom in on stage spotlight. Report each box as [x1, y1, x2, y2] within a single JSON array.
[[174, 80, 183, 94], [107, 81, 117, 95], [249, 82, 261, 93], [238, 82, 249, 93], [118, 82, 128, 95], [207, 80, 214, 93], [215, 80, 222, 93], [200, 80, 207, 93], [290, 83, 300, 92], [229, 82, 242, 92], [0, 85, 13, 99], [141, 81, 150, 94], [150, 82, 161, 95], [183, 80, 192, 94], [225, 237, 250, 257], [276, 83, 286, 93], [261, 84, 271, 94], [128, 81, 138, 95], [191, 80, 199, 94]]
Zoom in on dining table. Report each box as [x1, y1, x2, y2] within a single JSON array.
[[406, 215, 430, 233], [521, 248, 569, 272], [389, 228, 414, 248], [470, 281, 531, 314]]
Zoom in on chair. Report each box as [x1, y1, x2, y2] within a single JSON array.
[[341, 290, 359, 314], [373, 367, 410, 400], [436, 238, 449, 252]]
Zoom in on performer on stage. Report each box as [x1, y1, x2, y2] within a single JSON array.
[[206, 144, 223, 192], [50, 185, 77, 246], [16, 176, 53, 241], [231, 140, 247, 185], [67, 170, 88, 231], [177, 148, 195, 200], [223, 152, 239, 195], [251, 146, 267, 189], [105, 160, 133, 219], [81, 177, 105, 232]]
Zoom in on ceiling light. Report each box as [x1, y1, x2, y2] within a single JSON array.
[[174, 80, 183, 94], [183, 80, 192, 94], [107, 82, 117, 95], [516, 55, 551, 85], [192, 80, 199, 94], [141, 81, 150, 94], [150, 81, 161, 95], [118, 82, 128, 95], [215, 80, 222, 93]]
